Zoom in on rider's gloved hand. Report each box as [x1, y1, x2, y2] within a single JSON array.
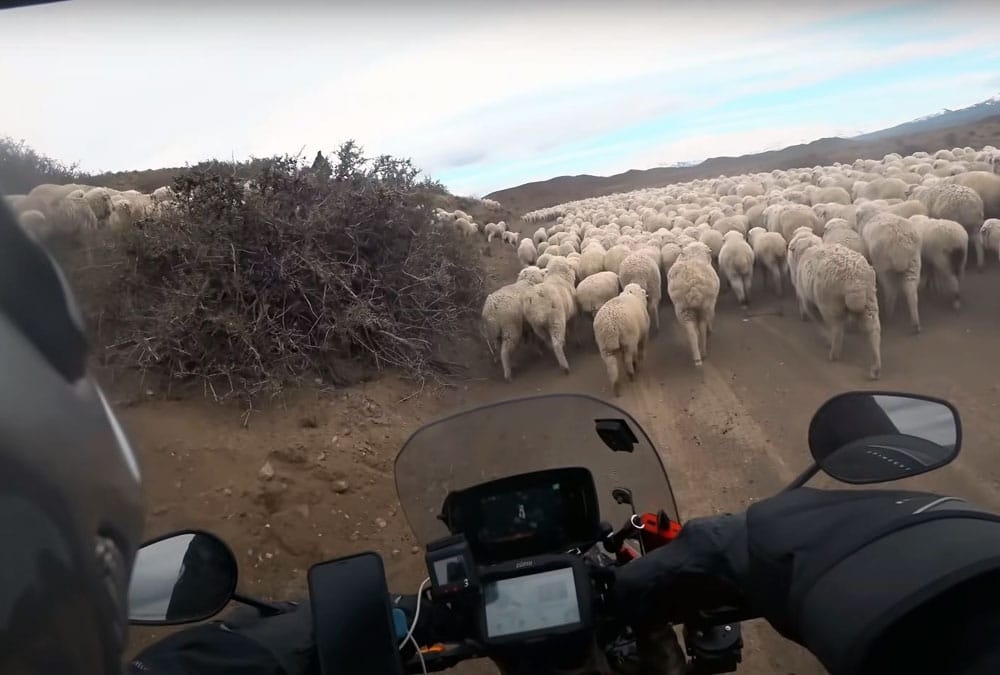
[[611, 487, 1000, 675], [610, 511, 749, 627], [127, 601, 317, 675], [220, 601, 316, 674]]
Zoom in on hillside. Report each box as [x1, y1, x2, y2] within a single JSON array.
[[486, 113, 1000, 214], [855, 95, 1000, 141]]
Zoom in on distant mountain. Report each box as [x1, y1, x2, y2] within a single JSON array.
[[487, 97, 1000, 214], [854, 94, 1000, 141]]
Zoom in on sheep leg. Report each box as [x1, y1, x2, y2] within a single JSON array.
[[500, 336, 518, 382], [864, 317, 882, 380], [771, 265, 783, 296], [879, 272, 899, 320], [972, 236, 985, 270], [649, 301, 660, 332], [682, 320, 702, 367], [901, 278, 921, 334], [548, 319, 571, 374], [824, 313, 844, 362], [601, 350, 621, 397], [623, 343, 637, 381], [940, 269, 962, 310], [697, 319, 709, 361], [744, 273, 753, 306]]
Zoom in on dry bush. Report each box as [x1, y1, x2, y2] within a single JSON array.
[[96, 148, 483, 400]]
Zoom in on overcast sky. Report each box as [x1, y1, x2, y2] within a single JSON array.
[[2, 0, 1000, 196]]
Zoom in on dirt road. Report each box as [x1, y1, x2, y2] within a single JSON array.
[[124, 237, 1000, 674]]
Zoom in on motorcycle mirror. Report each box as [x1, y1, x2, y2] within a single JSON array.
[[128, 530, 238, 625], [807, 392, 961, 484]]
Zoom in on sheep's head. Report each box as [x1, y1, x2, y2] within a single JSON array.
[[518, 266, 544, 284], [980, 220, 1000, 249], [823, 218, 850, 234], [622, 283, 647, 302], [680, 241, 713, 263]]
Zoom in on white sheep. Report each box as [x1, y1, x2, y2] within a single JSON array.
[[576, 271, 621, 316], [822, 218, 866, 258], [806, 185, 852, 206], [859, 212, 922, 332], [712, 215, 748, 236], [576, 243, 607, 280], [618, 252, 662, 330], [853, 177, 908, 202], [765, 203, 823, 240], [946, 171, 1000, 220], [747, 227, 787, 296], [603, 244, 632, 275], [660, 243, 683, 277], [698, 228, 724, 259], [792, 243, 881, 379], [718, 230, 755, 306], [980, 218, 1000, 263], [909, 215, 968, 310], [533, 227, 548, 246], [82, 187, 114, 223], [787, 229, 823, 285], [481, 268, 544, 381], [666, 242, 720, 367], [151, 185, 177, 204], [812, 202, 858, 229], [484, 222, 503, 242], [522, 257, 578, 374], [517, 238, 538, 267], [914, 183, 985, 268], [455, 217, 478, 237], [593, 284, 650, 396]]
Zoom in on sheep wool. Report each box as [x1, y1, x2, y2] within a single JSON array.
[[593, 284, 650, 396]]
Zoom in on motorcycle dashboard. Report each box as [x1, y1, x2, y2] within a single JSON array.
[[440, 467, 600, 564]]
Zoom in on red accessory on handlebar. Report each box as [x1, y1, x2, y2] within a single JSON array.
[[639, 511, 682, 551]]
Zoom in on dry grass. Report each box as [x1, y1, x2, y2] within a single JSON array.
[[78, 153, 485, 401]]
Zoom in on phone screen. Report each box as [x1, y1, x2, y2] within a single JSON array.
[[308, 552, 403, 675]]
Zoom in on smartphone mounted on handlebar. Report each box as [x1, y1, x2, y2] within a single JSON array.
[[308, 552, 404, 675]]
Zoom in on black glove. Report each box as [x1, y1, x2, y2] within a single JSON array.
[[611, 512, 749, 627], [612, 487, 1000, 675], [127, 602, 317, 675], [220, 602, 317, 675]]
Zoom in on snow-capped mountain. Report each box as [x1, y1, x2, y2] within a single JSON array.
[[854, 94, 1000, 141]]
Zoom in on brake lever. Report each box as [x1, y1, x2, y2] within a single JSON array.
[[604, 514, 645, 554]]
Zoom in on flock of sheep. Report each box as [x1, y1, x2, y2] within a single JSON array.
[[480, 145, 1000, 394], [3, 183, 178, 244]]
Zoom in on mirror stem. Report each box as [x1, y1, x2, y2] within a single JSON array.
[[782, 463, 820, 492], [232, 593, 285, 616]]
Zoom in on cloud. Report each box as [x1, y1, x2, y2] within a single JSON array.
[[1, 0, 999, 196]]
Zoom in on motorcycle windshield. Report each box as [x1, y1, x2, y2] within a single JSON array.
[[395, 393, 678, 545]]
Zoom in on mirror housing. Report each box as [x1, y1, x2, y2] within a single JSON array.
[[808, 392, 961, 484], [128, 530, 238, 625]]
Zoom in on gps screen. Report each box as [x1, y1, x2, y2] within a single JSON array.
[[483, 567, 581, 638], [479, 482, 569, 546]]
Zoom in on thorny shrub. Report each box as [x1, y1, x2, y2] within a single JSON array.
[[96, 145, 484, 400]]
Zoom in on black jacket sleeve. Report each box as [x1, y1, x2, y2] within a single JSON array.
[[126, 625, 286, 675]]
